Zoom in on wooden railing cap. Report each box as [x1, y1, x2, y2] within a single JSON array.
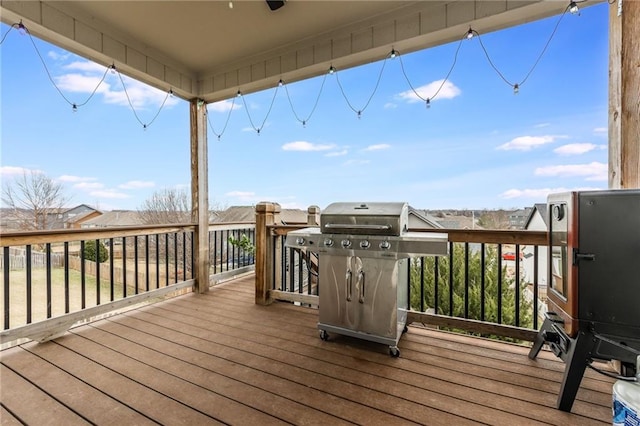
[[256, 202, 281, 213]]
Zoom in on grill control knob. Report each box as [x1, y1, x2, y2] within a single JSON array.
[[323, 238, 334, 247], [341, 239, 352, 248], [360, 240, 370, 249], [379, 241, 391, 250], [295, 237, 305, 245]]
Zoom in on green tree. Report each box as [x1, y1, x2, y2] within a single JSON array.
[[83, 240, 109, 263], [410, 243, 532, 340]]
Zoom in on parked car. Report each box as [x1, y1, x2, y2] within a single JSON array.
[[502, 252, 523, 261]]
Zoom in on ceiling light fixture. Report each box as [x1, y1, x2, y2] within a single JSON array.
[[228, 1, 233, 9]]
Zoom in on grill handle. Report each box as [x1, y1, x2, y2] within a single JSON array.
[[324, 223, 392, 231], [357, 271, 365, 303], [346, 269, 352, 302]]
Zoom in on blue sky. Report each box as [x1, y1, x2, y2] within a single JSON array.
[[1, 3, 609, 212]]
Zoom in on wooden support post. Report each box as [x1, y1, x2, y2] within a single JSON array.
[[190, 99, 210, 293], [255, 202, 280, 305], [307, 205, 320, 226], [609, 0, 640, 189]]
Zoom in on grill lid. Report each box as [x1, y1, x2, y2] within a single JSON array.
[[320, 202, 409, 236]]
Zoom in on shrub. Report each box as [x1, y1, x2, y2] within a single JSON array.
[[83, 240, 109, 263]]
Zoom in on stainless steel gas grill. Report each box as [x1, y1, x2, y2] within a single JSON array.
[[285, 202, 448, 357]]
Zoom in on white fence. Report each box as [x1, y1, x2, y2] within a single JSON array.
[[0, 247, 65, 270]]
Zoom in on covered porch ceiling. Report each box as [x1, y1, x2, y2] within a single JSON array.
[[0, 0, 585, 103]]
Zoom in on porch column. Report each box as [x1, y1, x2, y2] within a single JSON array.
[[609, 0, 640, 189], [255, 202, 280, 305], [307, 205, 320, 226], [190, 99, 210, 293]]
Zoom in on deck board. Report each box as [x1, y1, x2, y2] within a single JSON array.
[[1, 274, 615, 425]]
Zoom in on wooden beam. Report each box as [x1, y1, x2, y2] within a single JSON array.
[[255, 202, 280, 305], [269, 290, 319, 307], [609, 0, 640, 189], [190, 99, 210, 294]]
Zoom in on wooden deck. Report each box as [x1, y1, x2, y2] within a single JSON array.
[[1, 274, 614, 425]]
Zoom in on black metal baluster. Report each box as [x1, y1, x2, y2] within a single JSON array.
[[3, 247, 9, 330], [46, 243, 52, 318], [134, 236, 139, 295], [122, 237, 127, 298], [514, 243, 520, 327], [434, 257, 439, 314], [64, 242, 70, 313], [109, 238, 114, 301], [298, 248, 303, 294], [95, 239, 101, 306], [190, 232, 195, 279], [480, 243, 486, 322], [449, 242, 454, 316], [145, 235, 150, 292], [420, 257, 425, 312], [213, 230, 218, 274], [182, 233, 187, 281], [464, 242, 469, 319], [155, 234, 160, 289], [225, 230, 230, 272], [165, 234, 169, 287], [173, 233, 178, 284], [80, 241, 86, 309], [26, 245, 32, 324], [497, 244, 503, 324], [533, 245, 539, 330]]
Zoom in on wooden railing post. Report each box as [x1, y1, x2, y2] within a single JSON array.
[[255, 202, 280, 305], [307, 205, 320, 226]]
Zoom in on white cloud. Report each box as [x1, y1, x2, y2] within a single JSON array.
[[500, 187, 601, 200], [593, 127, 607, 134], [497, 135, 563, 151], [384, 102, 397, 109], [57, 175, 97, 183], [396, 80, 461, 103], [534, 123, 551, 128], [48, 50, 71, 61], [225, 191, 256, 201], [89, 189, 131, 199], [74, 182, 104, 190], [553, 143, 598, 156], [363, 144, 391, 151], [54, 60, 179, 110], [208, 99, 241, 113], [282, 141, 336, 152], [534, 162, 608, 181], [0, 166, 42, 176], [325, 150, 348, 157], [118, 180, 155, 190]]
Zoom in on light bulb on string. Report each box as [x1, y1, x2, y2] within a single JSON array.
[[278, 79, 284, 87], [110, 64, 117, 74], [390, 49, 397, 59], [328, 66, 336, 75], [256, 128, 261, 135], [466, 28, 474, 40], [72, 104, 78, 113], [143, 124, 148, 131], [568, 1, 580, 15], [302, 120, 307, 128], [17, 21, 27, 36], [236, 90, 242, 97], [426, 98, 431, 109], [357, 111, 362, 120], [169, 89, 174, 98], [217, 135, 221, 141], [513, 84, 520, 95]]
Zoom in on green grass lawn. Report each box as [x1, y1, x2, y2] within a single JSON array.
[[0, 268, 134, 328]]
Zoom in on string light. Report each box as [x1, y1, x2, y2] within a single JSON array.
[[17, 21, 27, 36], [568, 1, 580, 15], [5, 15, 579, 137], [466, 28, 475, 40]]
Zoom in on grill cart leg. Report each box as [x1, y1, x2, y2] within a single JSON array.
[[556, 330, 597, 412]]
